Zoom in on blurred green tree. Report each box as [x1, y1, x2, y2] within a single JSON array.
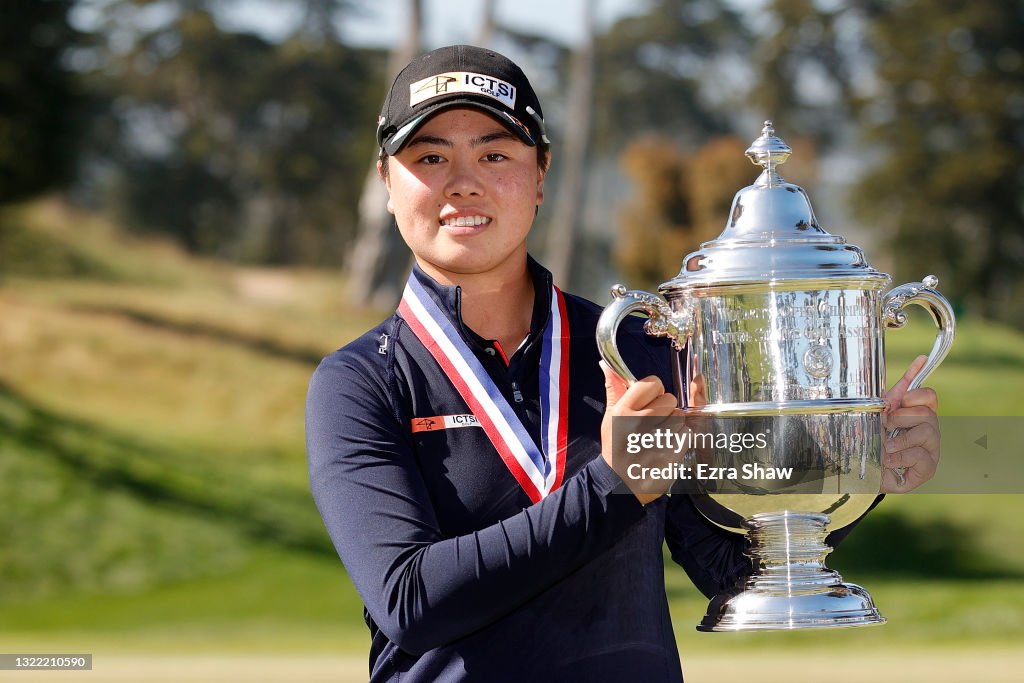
[[345, 0, 421, 307], [0, 0, 80, 204], [78, 0, 384, 263], [566, 0, 756, 295], [545, 0, 596, 290], [852, 0, 1024, 325], [749, 0, 859, 148], [593, 0, 751, 151]]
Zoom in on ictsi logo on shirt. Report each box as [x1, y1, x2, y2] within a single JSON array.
[[411, 414, 481, 433]]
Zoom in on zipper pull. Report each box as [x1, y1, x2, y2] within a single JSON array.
[[511, 382, 524, 404]]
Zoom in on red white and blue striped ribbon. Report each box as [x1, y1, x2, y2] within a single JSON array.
[[398, 274, 569, 503]]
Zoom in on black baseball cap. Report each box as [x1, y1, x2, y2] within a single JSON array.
[[376, 44, 549, 156]]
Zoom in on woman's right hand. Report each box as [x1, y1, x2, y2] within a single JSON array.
[[600, 361, 679, 503]]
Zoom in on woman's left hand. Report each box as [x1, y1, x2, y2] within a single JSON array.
[[881, 355, 940, 493]]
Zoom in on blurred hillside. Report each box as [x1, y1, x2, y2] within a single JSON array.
[[0, 198, 385, 603]]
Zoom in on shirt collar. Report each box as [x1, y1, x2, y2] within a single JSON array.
[[407, 255, 554, 351]]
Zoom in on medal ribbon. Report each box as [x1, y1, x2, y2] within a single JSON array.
[[398, 273, 569, 503]]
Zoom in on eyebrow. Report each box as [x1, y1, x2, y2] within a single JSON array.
[[406, 130, 519, 149]]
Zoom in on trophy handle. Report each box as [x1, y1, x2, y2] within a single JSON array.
[[882, 274, 956, 391], [881, 275, 956, 485], [597, 284, 691, 384]]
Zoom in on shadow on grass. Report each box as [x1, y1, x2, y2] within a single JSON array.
[[828, 509, 1023, 580], [0, 379, 333, 557], [69, 302, 326, 365]]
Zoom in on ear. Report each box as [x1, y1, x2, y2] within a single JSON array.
[[536, 150, 550, 206], [377, 159, 396, 215]]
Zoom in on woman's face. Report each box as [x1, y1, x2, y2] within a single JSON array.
[[383, 107, 547, 283]]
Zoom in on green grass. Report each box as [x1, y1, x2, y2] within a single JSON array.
[[1, 198, 1023, 663], [0, 547, 369, 653], [667, 579, 1024, 650]]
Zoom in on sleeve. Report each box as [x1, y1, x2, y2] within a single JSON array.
[[663, 495, 750, 598], [663, 494, 885, 599], [305, 355, 647, 656]]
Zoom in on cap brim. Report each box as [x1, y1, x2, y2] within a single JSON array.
[[382, 99, 536, 156]]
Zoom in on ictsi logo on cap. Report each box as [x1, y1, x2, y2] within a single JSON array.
[[411, 414, 481, 433], [409, 72, 517, 109]]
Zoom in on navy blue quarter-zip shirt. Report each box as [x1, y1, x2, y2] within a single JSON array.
[[307, 258, 872, 682]]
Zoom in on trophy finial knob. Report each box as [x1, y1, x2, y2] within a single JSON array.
[[745, 119, 792, 187]]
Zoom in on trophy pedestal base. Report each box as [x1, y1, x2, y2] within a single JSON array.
[[697, 511, 886, 632], [697, 582, 885, 632]]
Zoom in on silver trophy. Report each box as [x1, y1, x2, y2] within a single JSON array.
[[597, 122, 956, 631]]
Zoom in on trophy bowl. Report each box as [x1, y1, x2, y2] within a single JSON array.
[[597, 122, 955, 631]]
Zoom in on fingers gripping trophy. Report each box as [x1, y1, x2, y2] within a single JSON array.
[[597, 122, 956, 631]]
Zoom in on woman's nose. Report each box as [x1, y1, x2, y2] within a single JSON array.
[[444, 159, 484, 198]]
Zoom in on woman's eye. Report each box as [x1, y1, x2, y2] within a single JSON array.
[[420, 154, 444, 164]]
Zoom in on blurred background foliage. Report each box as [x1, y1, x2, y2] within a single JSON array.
[[1, 0, 1021, 318], [1, 0, 1023, 679]]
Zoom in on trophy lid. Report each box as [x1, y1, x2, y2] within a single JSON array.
[[660, 121, 889, 295]]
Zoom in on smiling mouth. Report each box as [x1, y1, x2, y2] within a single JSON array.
[[440, 215, 492, 227]]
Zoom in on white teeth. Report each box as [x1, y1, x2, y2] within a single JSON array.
[[442, 215, 491, 227]]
